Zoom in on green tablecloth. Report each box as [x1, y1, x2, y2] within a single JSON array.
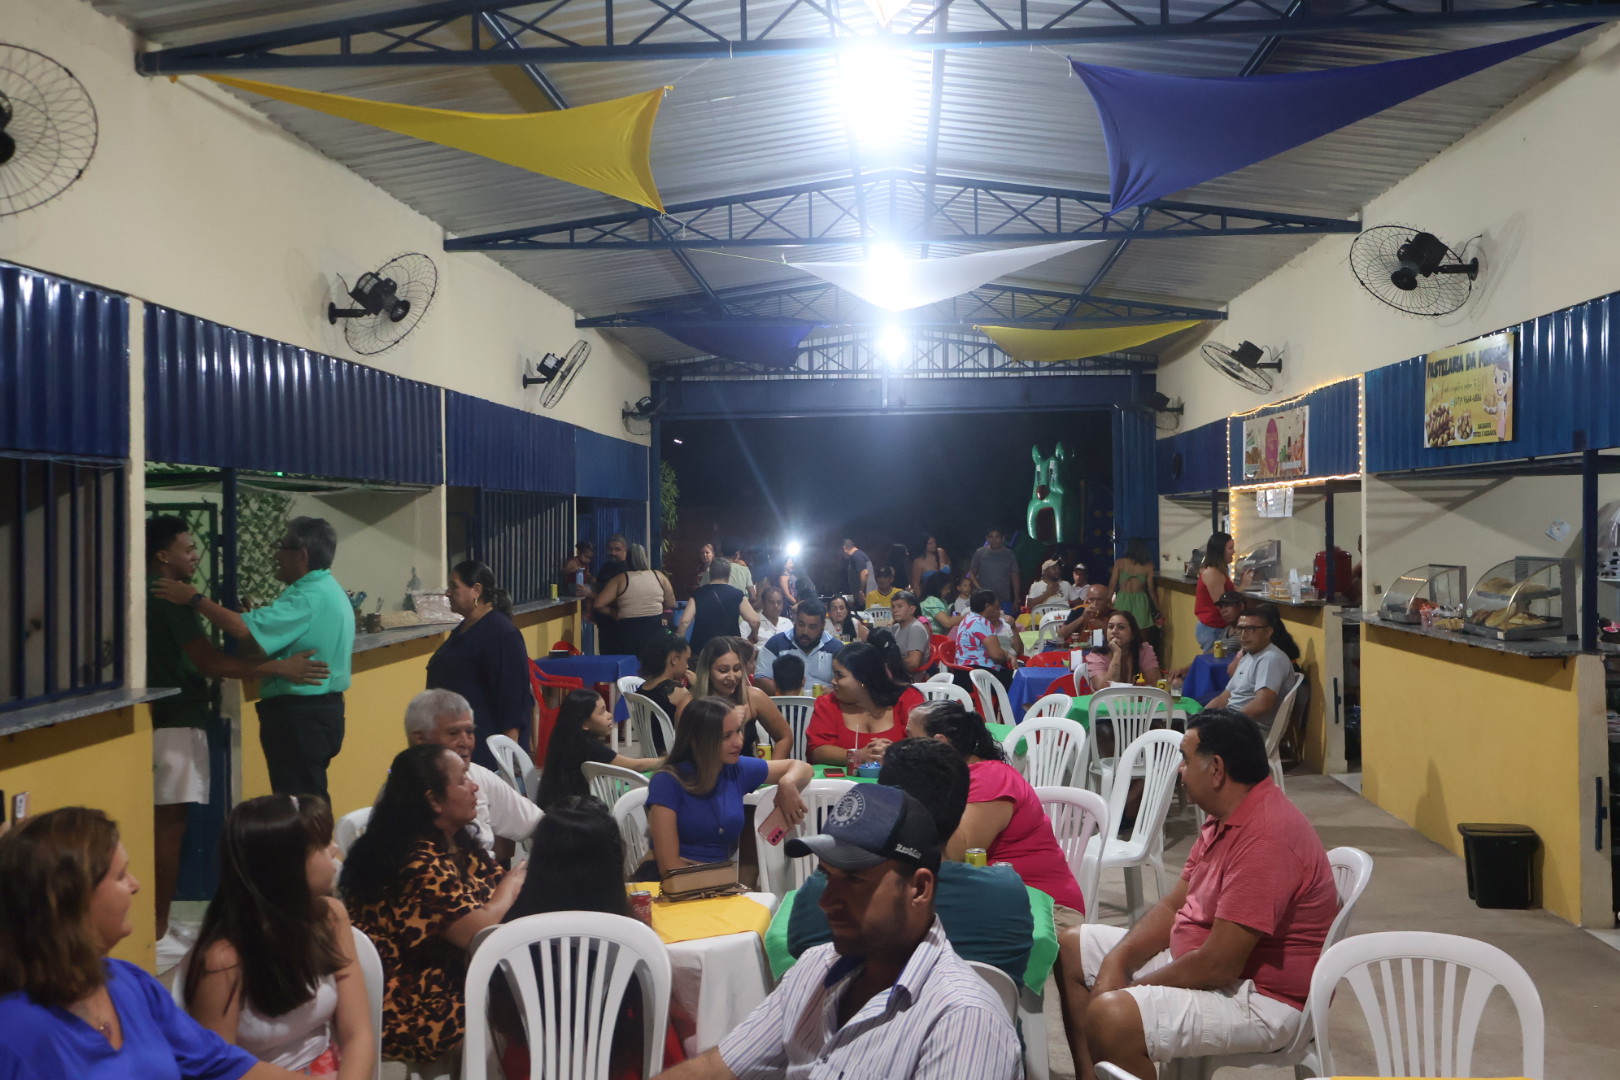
[[811, 723, 1016, 781], [1066, 693, 1202, 728]]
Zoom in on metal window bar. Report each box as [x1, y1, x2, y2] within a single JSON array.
[[1, 453, 125, 710], [472, 489, 573, 606]]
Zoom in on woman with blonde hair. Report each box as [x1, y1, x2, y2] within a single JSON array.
[[679, 636, 792, 759]]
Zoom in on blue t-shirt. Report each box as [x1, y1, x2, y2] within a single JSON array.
[[646, 756, 770, 863], [0, 959, 257, 1080]]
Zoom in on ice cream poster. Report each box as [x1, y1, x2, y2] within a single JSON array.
[[1423, 330, 1515, 449], [1242, 404, 1309, 481]]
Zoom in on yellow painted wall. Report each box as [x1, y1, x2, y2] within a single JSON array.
[[1159, 578, 1202, 674], [1360, 625, 1593, 923], [239, 604, 583, 815], [1283, 606, 1330, 775], [0, 706, 157, 970]]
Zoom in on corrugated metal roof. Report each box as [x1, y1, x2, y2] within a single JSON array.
[[93, 0, 1594, 369]]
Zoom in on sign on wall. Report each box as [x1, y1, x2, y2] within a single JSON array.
[[1242, 404, 1309, 481], [1423, 330, 1516, 448]]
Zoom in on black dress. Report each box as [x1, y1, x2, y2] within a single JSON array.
[[426, 610, 533, 770], [690, 583, 745, 652]]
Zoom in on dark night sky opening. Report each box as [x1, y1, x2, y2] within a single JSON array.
[[662, 409, 1114, 596]]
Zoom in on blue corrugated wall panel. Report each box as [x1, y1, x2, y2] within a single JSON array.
[[1228, 377, 1361, 486], [0, 263, 128, 458], [574, 429, 649, 501], [1112, 407, 1158, 558], [1367, 291, 1620, 472], [1156, 420, 1227, 495], [145, 307, 441, 484], [445, 392, 573, 493], [581, 501, 648, 557]]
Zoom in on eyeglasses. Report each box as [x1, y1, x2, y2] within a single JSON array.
[[1235, 624, 1269, 633]]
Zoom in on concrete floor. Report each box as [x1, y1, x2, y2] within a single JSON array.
[[1043, 773, 1620, 1079]]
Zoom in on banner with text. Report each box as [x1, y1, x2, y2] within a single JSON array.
[[1423, 330, 1516, 448]]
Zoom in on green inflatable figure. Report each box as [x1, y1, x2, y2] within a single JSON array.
[[1027, 443, 1081, 545]]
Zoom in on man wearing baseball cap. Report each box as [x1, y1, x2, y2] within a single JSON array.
[[1026, 557, 1082, 613], [656, 784, 1020, 1080]]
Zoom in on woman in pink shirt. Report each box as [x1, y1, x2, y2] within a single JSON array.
[[908, 699, 1087, 919]]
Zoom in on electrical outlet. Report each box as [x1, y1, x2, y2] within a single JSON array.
[[11, 791, 28, 823]]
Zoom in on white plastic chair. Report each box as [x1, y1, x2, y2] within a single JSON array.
[[1032, 609, 1071, 650], [582, 761, 649, 809], [1265, 670, 1305, 790], [751, 779, 856, 898], [610, 787, 651, 876], [487, 734, 537, 799], [350, 926, 385, 1080], [462, 912, 673, 1080], [1095, 1064, 1136, 1080], [966, 960, 1019, 1022], [926, 671, 955, 684], [616, 675, 644, 697], [1002, 715, 1086, 788], [1082, 686, 1172, 803], [917, 681, 973, 707], [1024, 692, 1073, 720], [770, 695, 816, 761], [969, 668, 1017, 728], [1309, 931, 1544, 1079], [1035, 786, 1109, 917], [334, 807, 372, 856], [1094, 729, 1182, 924], [624, 691, 676, 758], [1162, 846, 1374, 1080]]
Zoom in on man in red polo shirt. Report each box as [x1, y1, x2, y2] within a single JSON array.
[[1055, 707, 1338, 1080]]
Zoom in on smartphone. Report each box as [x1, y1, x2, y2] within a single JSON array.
[[757, 804, 790, 846], [821, 767, 846, 778]]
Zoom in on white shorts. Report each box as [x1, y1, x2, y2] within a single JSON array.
[[153, 727, 210, 806], [1079, 923, 1302, 1062]]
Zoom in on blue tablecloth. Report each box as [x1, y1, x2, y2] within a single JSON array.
[[1009, 666, 1074, 720], [534, 654, 640, 721], [1181, 653, 1232, 705]]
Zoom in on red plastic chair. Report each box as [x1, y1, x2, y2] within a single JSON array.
[[528, 659, 585, 766], [548, 640, 581, 656], [1025, 651, 1071, 669]]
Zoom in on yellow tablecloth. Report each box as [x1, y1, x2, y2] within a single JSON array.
[[631, 881, 772, 945]]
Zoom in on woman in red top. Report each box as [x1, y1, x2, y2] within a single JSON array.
[[1193, 531, 1238, 656], [804, 642, 925, 767], [909, 699, 1087, 918]]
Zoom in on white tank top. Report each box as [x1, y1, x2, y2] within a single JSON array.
[[616, 570, 665, 618], [235, 973, 337, 1071]]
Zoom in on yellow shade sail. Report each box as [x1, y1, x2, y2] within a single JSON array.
[[206, 75, 667, 211], [976, 320, 1203, 362]]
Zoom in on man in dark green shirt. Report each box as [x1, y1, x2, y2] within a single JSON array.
[[144, 515, 327, 939]]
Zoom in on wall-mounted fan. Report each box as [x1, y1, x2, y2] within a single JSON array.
[[327, 253, 438, 355], [1147, 391, 1184, 432], [1350, 225, 1479, 317], [522, 339, 590, 408], [621, 395, 662, 436], [0, 43, 98, 216], [1202, 340, 1282, 395]]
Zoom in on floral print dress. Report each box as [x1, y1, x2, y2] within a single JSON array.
[[349, 834, 503, 1063]]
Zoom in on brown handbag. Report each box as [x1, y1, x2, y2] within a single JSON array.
[[659, 860, 746, 902]]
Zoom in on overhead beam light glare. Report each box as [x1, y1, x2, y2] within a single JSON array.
[[785, 540, 802, 558], [838, 42, 914, 149], [876, 325, 909, 369]]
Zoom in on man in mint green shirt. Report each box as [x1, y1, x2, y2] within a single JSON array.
[[155, 516, 353, 801]]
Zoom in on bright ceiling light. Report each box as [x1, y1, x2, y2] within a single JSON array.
[[875, 325, 909, 369], [838, 42, 914, 151], [785, 539, 803, 558]]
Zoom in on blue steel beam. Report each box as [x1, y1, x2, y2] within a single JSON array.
[[444, 171, 1357, 250], [137, 1, 1617, 72], [655, 372, 1147, 418], [577, 279, 1224, 328]]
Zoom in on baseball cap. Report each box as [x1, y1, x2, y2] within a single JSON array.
[[785, 784, 941, 872], [1041, 559, 1060, 572], [1216, 591, 1247, 605]]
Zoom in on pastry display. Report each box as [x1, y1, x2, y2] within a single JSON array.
[[1462, 557, 1572, 641], [1381, 564, 1466, 626]]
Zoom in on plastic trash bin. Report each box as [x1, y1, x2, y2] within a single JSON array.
[[1456, 823, 1540, 909]]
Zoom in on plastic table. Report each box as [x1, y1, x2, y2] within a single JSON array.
[[1181, 653, 1233, 704]]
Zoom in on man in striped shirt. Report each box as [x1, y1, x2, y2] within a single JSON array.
[[655, 784, 1020, 1080]]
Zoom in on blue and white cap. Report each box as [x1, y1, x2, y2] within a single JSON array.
[[785, 784, 941, 872]]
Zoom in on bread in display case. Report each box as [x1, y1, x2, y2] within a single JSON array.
[[1380, 564, 1467, 625], [1463, 556, 1573, 640]]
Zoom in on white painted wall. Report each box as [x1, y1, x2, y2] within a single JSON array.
[[1231, 487, 1362, 595], [1157, 24, 1620, 425], [4, 0, 648, 442]]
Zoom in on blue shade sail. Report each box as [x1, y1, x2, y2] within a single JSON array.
[[1072, 23, 1593, 211], [642, 316, 814, 368]]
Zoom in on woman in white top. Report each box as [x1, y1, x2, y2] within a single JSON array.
[[593, 543, 675, 657], [185, 795, 373, 1079]]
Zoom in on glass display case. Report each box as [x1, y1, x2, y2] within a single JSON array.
[[1463, 556, 1574, 640], [1381, 564, 1468, 625]]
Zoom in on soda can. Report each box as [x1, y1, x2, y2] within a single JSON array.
[[629, 891, 654, 925], [1156, 679, 1169, 692], [965, 848, 988, 868], [756, 742, 772, 760], [548, 583, 559, 599]]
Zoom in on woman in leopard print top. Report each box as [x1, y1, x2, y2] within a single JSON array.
[[340, 744, 527, 1066]]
